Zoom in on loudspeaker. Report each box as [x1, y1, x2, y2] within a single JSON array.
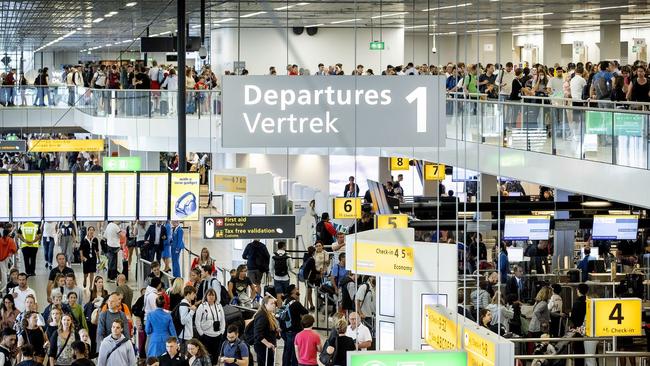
[[306, 27, 318, 36], [292, 27, 304, 35]]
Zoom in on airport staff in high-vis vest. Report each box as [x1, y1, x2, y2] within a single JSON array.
[[16, 222, 41, 276]]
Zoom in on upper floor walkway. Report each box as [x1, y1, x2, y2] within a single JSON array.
[[1, 85, 649, 207]]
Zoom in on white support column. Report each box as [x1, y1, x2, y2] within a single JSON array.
[[600, 24, 621, 60], [543, 28, 562, 66]]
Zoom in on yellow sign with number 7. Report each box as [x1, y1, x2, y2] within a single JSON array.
[[424, 163, 446, 181]]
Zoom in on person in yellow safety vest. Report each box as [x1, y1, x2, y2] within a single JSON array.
[[16, 222, 41, 277]]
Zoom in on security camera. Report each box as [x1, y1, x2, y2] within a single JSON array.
[[198, 46, 207, 60], [431, 47, 437, 54]]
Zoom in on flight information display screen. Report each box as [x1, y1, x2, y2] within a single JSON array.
[[11, 174, 42, 222], [592, 215, 638, 240], [504, 215, 551, 241], [44, 173, 74, 221]]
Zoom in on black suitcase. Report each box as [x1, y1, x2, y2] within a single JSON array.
[[223, 305, 244, 334]]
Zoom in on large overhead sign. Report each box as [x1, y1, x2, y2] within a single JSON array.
[[0, 140, 26, 153], [203, 215, 296, 239], [350, 240, 415, 278], [221, 76, 446, 148], [28, 139, 104, 152]]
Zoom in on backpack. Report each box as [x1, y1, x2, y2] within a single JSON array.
[[277, 300, 294, 330], [339, 277, 355, 311], [252, 243, 269, 272], [315, 221, 324, 240], [220, 284, 231, 306], [131, 294, 145, 320], [34, 74, 42, 86], [171, 302, 190, 336], [298, 257, 312, 282], [157, 69, 164, 84], [594, 75, 611, 99], [273, 252, 289, 277], [243, 318, 255, 344]]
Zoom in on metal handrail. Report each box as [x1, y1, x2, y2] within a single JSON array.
[[183, 247, 228, 285], [510, 336, 613, 343], [447, 90, 650, 108], [516, 352, 650, 360]]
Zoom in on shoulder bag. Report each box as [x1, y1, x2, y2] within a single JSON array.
[[318, 333, 338, 366]]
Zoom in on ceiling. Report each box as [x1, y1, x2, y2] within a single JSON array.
[[1, 0, 649, 53]]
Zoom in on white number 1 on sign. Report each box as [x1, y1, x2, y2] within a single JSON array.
[[405, 87, 427, 133]]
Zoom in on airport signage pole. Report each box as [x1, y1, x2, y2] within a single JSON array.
[[177, 0, 187, 172]]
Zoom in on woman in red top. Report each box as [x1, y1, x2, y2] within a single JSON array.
[[190, 247, 215, 274]]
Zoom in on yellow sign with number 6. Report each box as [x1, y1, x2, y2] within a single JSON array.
[[390, 157, 411, 171], [333, 197, 362, 219]]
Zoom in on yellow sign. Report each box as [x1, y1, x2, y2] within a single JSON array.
[[588, 298, 642, 337], [425, 307, 458, 351], [333, 197, 362, 219], [390, 157, 410, 170], [351, 241, 414, 277], [585, 298, 593, 338], [424, 163, 446, 181], [376, 214, 408, 229], [464, 328, 496, 366], [214, 175, 247, 193], [169, 173, 200, 221], [28, 139, 104, 152]]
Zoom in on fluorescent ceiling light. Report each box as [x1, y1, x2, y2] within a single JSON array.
[[571, 5, 635, 13], [274, 5, 294, 10], [330, 18, 361, 24], [404, 24, 434, 29], [92, 18, 104, 23], [160, 31, 171, 35], [422, 2, 472, 12], [241, 11, 267, 18], [467, 28, 499, 33], [83, 24, 91, 28], [76, 27, 82, 30], [429, 31, 457, 35], [215, 18, 234, 23], [512, 32, 542, 36], [191, 24, 201, 28], [86, 5, 93, 9], [105, 13, 115, 17], [502, 12, 553, 20], [448, 18, 489, 25], [371, 12, 408, 19], [511, 24, 551, 29], [565, 19, 615, 25], [581, 201, 611, 208], [304, 24, 324, 28], [296, 2, 310, 5], [125, 2, 137, 6]]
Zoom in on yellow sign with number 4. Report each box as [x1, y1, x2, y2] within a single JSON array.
[[586, 298, 642, 337], [333, 197, 362, 219], [390, 157, 411, 171]]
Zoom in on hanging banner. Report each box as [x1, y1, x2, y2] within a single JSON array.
[[170, 173, 200, 221]]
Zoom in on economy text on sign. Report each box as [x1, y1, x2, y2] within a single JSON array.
[[352, 241, 414, 277], [204, 215, 295, 240], [390, 157, 410, 171], [221, 76, 446, 148]]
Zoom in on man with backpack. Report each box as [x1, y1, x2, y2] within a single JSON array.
[[315, 213, 336, 247], [279, 285, 309, 366], [197, 264, 221, 303], [242, 240, 270, 288], [269, 241, 293, 304], [591, 60, 614, 109], [96, 293, 130, 346], [172, 286, 197, 346], [220, 325, 249, 366], [97, 319, 136, 366]]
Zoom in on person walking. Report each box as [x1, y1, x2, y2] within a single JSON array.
[[57, 221, 77, 266], [0, 224, 16, 291], [97, 319, 136, 366], [48, 314, 77, 366], [145, 295, 176, 357], [195, 288, 225, 363], [79, 226, 99, 289], [242, 240, 270, 290], [103, 221, 122, 282], [170, 221, 185, 278]]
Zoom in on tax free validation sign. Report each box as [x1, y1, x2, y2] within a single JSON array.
[[221, 76, 446, 148]]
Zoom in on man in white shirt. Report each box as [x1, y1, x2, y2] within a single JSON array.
[[346, 312, 372, 350], [104, 221, 122, 281], [331, 232, 346, 266], [355, 277, 375, 325], [10, 273, 36, 312], [570, 65, 587, 138], [496, 62, 516, 101]]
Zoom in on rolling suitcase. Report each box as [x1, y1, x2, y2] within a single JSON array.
[[160, 99, 168, 115]]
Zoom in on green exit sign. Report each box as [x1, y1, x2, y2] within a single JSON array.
[[349, 351, 466, 366], [103, 156, 142, 171], [370, 41, 385, 50]]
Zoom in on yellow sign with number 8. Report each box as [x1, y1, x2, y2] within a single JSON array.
[[390, 157, 411, 171]]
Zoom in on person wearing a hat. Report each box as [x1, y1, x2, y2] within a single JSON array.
[[281, 284, 309, 366]]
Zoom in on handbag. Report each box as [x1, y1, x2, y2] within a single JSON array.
[[318, 333, 338, 366]]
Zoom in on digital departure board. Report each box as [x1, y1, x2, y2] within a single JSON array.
[[43, 173, 74, 221], [107, 173, 137, 221], [11, 173, 42, 221], [139, 173, 169, 221], [75, 173, 105, 221], [592, 215, 638, 240], [504, 215, 551, 241]]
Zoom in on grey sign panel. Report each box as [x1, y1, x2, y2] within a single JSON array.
[[221, 76, 446, 148], [204, 215, 296, 240], [555, 220, 580, 231], [0, 140, 26, 153]]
